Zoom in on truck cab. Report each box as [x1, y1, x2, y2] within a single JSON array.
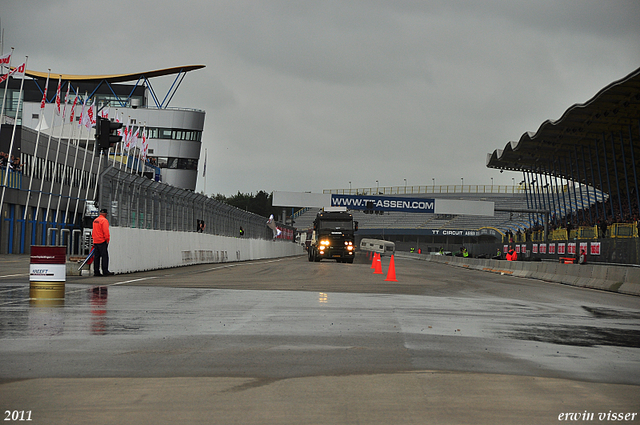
[[308, 211, 358, 263]]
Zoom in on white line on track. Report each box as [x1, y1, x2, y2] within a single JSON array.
[[0, 258, 288, 306]]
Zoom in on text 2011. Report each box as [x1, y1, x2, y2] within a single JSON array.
[[4, 411, 32, 421]]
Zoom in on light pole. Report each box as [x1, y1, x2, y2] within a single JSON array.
[[349, 181, 351, 192], [404, 178, 407, 193], [376, 180, 379, 194]]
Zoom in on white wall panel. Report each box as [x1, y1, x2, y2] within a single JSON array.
[[109, 228, 303, 274]]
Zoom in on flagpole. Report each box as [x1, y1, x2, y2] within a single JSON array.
[[64, 90, 82, 225], [203, 148, 207, 196], [72, 93, 91, 223], [0, 47, 13, 125], [35, 76, 60, 231], [83, 102, 99, 203], [23, 70, 50, 222], [93, 150, 103, 201], [0, 55, 27, 218], [54, 83, 72, 225], [112, 109, 119, 168], [44, 77, 65, 231]]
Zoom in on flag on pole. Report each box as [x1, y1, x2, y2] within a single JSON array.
[[40, 77, 49, 110], [130, 127, 139, 151], [141, 129, 148, 162], [83, 105, 95, 129], [69, 95, 78, 123], [62, 83, 71, 118], [0, 53, 10, 65], [123, 125, 130, 150], [99, 107, 109, 119], [0, 62, 26, 83], [14, 62, 26, 76], [77, 99, 86, 127], [55, 79, 62, 115]]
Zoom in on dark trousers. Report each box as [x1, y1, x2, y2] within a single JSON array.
[[93, 242, 109, 275]]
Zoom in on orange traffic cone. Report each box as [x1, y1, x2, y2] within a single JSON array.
[[374, 253, 383, 274], [385, 255, 397, 282], [370, 252, 377, 269]]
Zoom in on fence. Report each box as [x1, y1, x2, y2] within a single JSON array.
[[98, 167, 289, 241], [325, 184, 523, 196], [0, 168, 22, 189]]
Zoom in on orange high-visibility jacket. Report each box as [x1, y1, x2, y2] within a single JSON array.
[[92, 215, 110, 244]]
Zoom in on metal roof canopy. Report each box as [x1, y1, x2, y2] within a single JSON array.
[[486, 67, 640, 206], [23, 65, 205, 109]]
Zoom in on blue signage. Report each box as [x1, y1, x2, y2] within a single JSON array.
[[331, 194, 435, 213]]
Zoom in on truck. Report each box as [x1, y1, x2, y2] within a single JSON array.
[[307, 210, 358, 263]]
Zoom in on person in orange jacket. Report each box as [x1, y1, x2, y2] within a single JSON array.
[[506, 248, 517, 261], [92, 208, 113, 276]]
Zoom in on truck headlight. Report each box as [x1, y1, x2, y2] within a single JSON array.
[[321, 240, 330, 246], [347, 245, 353, 251]]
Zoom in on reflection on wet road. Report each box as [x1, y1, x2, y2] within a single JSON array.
[[1, 260, 639, 386]]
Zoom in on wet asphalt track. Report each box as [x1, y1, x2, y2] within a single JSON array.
[[1, 254, 639, 424]]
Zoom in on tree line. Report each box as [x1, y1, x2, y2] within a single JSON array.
[[213, 190, 282, 218]]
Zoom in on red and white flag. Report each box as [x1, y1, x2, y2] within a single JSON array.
[[123, 125, 131, 150], [40, 77, 49, 110], [0, 53, 11, 65], [77, 100, 86, 127], [62, 84, 71, 118], [130, 127, 139, 150], [0, 62, 26, 83], [141, 130, 148, 161], [55, 78, 62, 115], [13, 62, 25, 76], [69, 95, 78, 123], [83, 105, 95, 129], [99, 107, 109, 119]]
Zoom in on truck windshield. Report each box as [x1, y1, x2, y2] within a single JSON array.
[[319, 220, 352, 231]]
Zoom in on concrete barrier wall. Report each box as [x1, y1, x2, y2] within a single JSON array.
[[396, 253, 639, 296], [105, 228, 304, 274]]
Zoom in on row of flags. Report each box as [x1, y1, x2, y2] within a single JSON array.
[[1, 49, 153, 226], [1, 51, 150, 162], [0, 52, 25, 83]]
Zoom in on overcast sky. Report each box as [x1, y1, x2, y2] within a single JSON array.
[[2, 1, 639, 196]]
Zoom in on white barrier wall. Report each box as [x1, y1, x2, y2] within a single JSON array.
[[108, 228, 304, 274], [408, 253, 640, 296]]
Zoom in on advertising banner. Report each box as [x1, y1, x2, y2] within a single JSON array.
[[330, 194, 435, 213]]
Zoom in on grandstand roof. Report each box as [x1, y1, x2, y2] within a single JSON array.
[[24, 65, 205, 83], [486, 67, 640, 198]]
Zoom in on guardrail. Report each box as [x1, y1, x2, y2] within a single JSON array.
[[325, 185, 524, 195], [503, 222, 638, 243]]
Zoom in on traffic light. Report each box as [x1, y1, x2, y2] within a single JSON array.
[[95, 117, 123, 150]]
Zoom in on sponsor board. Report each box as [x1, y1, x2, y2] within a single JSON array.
[[331, 194, 435, 213], [30, 264, 66, 282]]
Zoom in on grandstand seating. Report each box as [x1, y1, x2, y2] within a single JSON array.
[[291, 187, 604, 236]]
